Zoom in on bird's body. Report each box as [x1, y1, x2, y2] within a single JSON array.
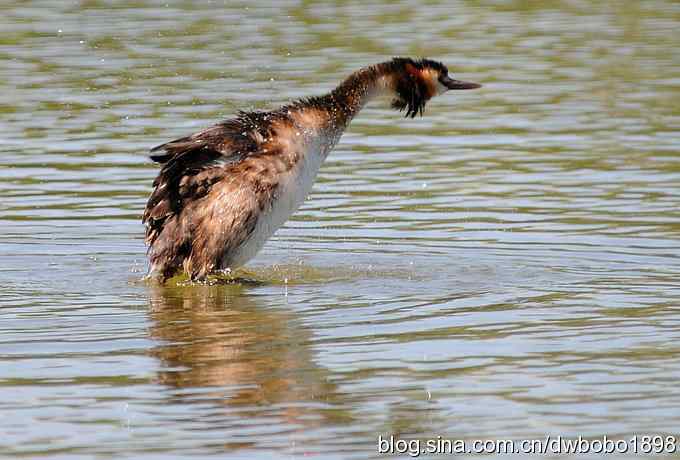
[[143, 57, 480, 282]]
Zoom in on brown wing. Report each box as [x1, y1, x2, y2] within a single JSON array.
[[144, 121, 254, 242], [143, 120, 261, 279]]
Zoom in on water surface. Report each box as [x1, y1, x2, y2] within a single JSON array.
[[1, 1, 680, 458]]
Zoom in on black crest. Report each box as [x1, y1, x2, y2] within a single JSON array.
[[389, 57, 447, 118]]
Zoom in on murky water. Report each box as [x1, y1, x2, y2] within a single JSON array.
[[2, 1, 679, 458]]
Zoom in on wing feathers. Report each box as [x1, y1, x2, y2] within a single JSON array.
[[142, 117, 273, 280]]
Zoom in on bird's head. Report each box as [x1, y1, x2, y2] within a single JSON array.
[[388, 57, 481, 118]]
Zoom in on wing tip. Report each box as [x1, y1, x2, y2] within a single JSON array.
[[149, 152, 172, 163]]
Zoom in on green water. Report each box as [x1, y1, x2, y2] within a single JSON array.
[[1, 1, 679, 458]]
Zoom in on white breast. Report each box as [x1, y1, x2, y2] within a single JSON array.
[[225, 133, 335, 269]]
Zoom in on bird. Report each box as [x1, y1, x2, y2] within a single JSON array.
[[143, 57, 481, 282]]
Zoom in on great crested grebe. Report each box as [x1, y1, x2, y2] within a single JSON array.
[[143, 57, 481, 282]]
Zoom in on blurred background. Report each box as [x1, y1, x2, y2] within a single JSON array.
[[1, 1, 679, 458]]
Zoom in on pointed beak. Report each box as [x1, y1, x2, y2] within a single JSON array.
[[441, 75, 482, 90]]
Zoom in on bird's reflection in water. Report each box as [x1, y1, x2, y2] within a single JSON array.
[[147, 283, 352, 437]]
